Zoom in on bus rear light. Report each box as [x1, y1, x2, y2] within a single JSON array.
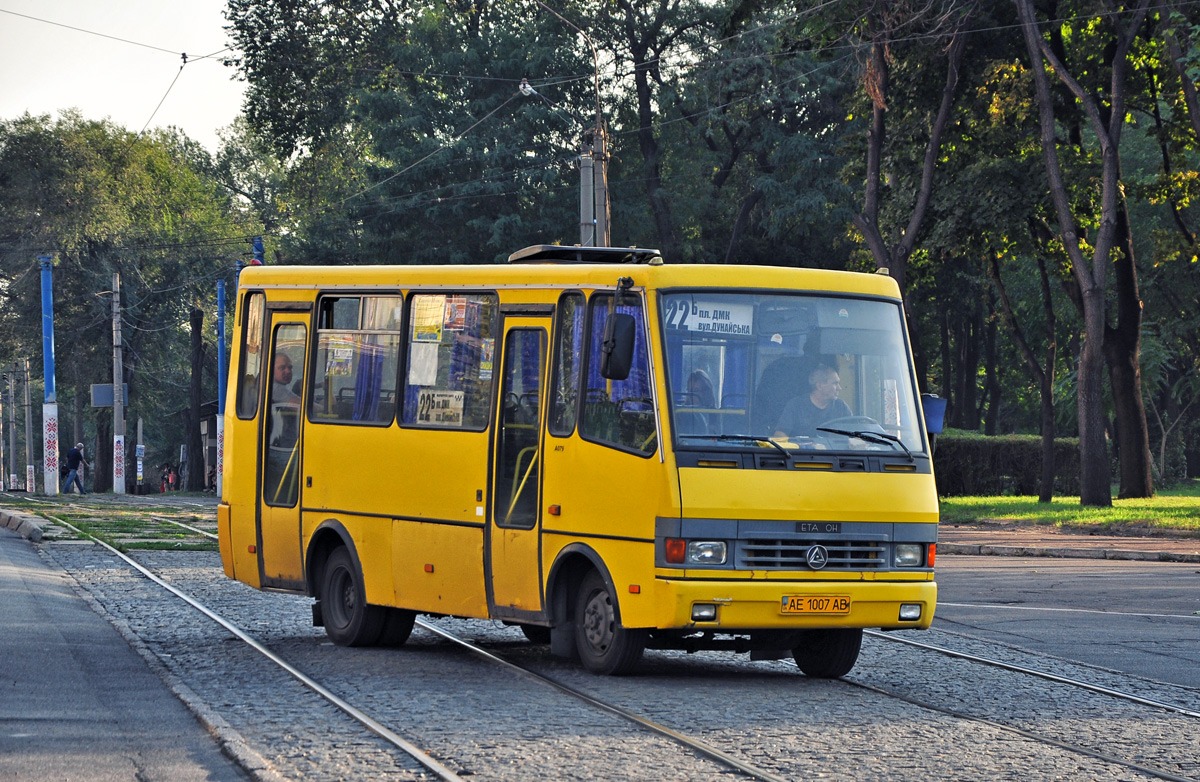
[[665, 538, 686, 563]]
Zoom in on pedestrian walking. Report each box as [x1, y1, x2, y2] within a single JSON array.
[[64, 443, 89, 495]]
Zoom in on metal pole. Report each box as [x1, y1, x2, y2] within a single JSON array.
[[7, 369, 16, 490], [580, 141, 595, 246], [23, 360, 34, 493], [216, 280, 226, 497], [40, 254, 60, 495], [593, 126, 610, 247], [0, 383, 6, 491], [112, 273, 126, 494]]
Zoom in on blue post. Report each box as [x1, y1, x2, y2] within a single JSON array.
[[39, 256, 56, 403], [39, 255, 60, 494], [217, 280, 227, 415]]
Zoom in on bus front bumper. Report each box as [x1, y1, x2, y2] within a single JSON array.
[[651, 577, 937, 632]]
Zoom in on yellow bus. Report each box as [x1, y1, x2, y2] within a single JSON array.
[[218, 245, 937, 676]]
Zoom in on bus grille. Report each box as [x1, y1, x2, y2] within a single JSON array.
[[737, 539, 887, 569]]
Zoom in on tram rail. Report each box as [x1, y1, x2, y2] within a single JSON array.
[[24, 507, 1200, 782]]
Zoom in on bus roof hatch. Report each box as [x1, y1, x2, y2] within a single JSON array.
[[507, 245, 663, 265]]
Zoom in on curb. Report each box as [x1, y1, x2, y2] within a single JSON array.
[[939, 542, 1200, 564], [0, 509, 45, 543]]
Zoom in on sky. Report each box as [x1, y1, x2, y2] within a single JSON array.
[[0, 0, 246, 152]]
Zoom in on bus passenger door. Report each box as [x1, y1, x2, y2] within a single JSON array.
[[488, 319, 548, 617], [258, 316, 307, 590]]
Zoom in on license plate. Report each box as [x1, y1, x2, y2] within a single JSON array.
[[780, 595, 851, 614]]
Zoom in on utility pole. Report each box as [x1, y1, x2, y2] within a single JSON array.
[[580, 136, 595, 246], [6, 368, 16, 490], [592, 125, 610, 247], [530, 3, 611, 246], [40, 254, 60, 495], [112, 273, 126, 494], [0, 378, 6, 491], [23, 359, 33, 493]]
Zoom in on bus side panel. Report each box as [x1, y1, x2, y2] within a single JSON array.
[[392, 520, 487, 616], [222, 409, 262, 589], [301, 425, 490, 611], [541, 437, 678, 629]]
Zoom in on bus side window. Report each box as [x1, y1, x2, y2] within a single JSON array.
[[401, 293, 498, 430], [580, 293, 656, 456], [548, 292, 584, 436], [236, 292, 265, 419]]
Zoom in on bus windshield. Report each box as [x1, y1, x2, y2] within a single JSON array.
[[661, 291, 926, 456]]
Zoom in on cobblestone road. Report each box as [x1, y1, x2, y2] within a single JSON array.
[[37, 540, 1200, 782]]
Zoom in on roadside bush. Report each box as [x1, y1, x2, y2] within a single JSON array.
[[933, 430, 1081, 496]]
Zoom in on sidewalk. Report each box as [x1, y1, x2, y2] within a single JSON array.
[[939, 522, 1200, 563]]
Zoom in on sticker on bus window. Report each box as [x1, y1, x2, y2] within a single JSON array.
[[417, 389, 465, 425], [413, 296, 446, 343], [326, 342, 355, 376], [663, 299, 754, 335], [479, 338, 494, 381], [444, 296, 468, 331]]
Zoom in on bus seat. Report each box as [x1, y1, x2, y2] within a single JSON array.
[[752, 356, 817, 434]]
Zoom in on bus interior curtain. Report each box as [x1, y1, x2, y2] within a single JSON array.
[[586, 303, 645, 398], [353, 337, 383, 421]]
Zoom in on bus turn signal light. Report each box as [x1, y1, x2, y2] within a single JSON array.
[[928, 543, 936, 567], [665, 538, 686, 563]]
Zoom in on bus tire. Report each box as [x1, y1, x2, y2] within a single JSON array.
[[321, 547, 385, 647], [791, 628, 863, 678], [574, 570, 647, 675], [377, 607, 416, 647]]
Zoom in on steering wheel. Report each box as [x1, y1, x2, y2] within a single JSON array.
[[820, 415, 884, 433]]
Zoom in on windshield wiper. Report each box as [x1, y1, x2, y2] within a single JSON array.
[[714, 434, 792, 462], [816, 428, 913, 462]]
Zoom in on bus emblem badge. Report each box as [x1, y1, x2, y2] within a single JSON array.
[[806, 545, 829, 570]]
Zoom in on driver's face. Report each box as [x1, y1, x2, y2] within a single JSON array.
[[814, 373, 841, 404]]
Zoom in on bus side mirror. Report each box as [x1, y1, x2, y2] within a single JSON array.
[[921, 394, 946, 435], [600, 313, 635, 380]]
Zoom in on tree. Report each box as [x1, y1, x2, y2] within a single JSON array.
[[0, 113, 255, 489], [1016, 0, 1152, 505]]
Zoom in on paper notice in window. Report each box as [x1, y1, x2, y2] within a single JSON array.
[[408, 342, 439, 386]]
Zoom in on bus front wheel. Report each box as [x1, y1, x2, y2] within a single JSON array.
[[322, 547, 385, 647], [791, 628, 862, 678], [574, 570, 647, 675]]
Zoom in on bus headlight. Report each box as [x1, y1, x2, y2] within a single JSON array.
[[686, 541, 727, 565], [894, 544, 923, 567]]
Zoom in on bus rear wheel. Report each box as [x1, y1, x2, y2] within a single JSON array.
[[791, 628, 863, 678], [322, 547, 385, 647], [574, 570, 647, 675]]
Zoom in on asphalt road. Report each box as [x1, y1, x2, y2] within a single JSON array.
[[0, 527, 250, 782], [934, 555, 1200, 689]]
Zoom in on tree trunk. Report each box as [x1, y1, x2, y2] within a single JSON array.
[[1103, 206, 1153, 498], [1078, 288, 1111, 505], [187, 307, 206, 492]]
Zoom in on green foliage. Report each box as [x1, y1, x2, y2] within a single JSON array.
[[0, 112, 257, 477]]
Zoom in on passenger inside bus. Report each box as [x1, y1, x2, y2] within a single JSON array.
[[773, 364, 852, 440]]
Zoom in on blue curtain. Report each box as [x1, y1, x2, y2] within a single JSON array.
[[353, 337, 384, 421]]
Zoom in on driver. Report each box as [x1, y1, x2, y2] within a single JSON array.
[[774, 365, 851, 439]]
